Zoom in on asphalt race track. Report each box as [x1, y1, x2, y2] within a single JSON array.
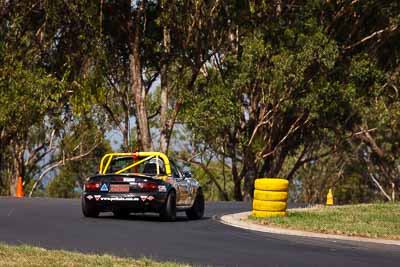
[[0, 198, 399, 267]]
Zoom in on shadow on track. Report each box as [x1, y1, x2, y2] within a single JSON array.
[[96, 213, 211, 222]]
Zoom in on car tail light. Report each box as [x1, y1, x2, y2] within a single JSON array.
[[85, 182, 101, 191], [138, 182, 158, 190]]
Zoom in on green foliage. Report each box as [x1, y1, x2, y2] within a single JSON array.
[[183, 70, 239, 142], [47, 171, 79, 198], [46, 116, 111, 198], [334, 174, 377, 204], [47, 142, 111, 198], [0, 60, 65, 133], [191, 161, 235, 201]]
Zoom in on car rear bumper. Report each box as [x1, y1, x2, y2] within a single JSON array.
[[82, 192, 168, 213]]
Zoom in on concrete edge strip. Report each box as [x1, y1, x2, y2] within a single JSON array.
[[218, 211, 400, 246]]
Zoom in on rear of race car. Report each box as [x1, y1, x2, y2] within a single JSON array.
[[82, 174, 171, 217]]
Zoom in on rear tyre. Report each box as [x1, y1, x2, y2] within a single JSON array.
[[160, 191, 176, 221], [186, 188, 204, 220], [81, 197, 99, 218]]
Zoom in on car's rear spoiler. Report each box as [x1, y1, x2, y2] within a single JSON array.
[[99, 152, 172, 179]]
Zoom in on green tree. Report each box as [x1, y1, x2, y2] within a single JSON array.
[[0, 0, 106, 196], [183, 0, 400, 201]]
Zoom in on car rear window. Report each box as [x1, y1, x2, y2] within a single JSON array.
[[107, 156, 166, 176]]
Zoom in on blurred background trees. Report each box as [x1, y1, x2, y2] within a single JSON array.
[[0, 0, 399, 203]]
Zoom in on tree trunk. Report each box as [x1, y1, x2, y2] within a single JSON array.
[[122, 94, 130, 151], [391, 182, 395, 202], [160, 24, 171, 154], [130, 54, 152, 151], [128, 0, 152, 151], [122, 126, 129, 152], [232, 157, 243, 201], [228, 131, 243, 201], [233, 179, 242, 201], [242, 147, 258, 201]]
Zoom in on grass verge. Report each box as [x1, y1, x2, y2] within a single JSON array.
[[248, 203, 400, 240], [0, 243, 189, 267]]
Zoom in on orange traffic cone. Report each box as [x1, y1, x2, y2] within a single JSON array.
[[16, 176, 24, 198]]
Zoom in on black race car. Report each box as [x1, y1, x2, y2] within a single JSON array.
[[81, 152, 204, 221]]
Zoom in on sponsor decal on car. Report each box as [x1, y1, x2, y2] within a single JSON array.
[[123, 178, 136, 182], [86, 195, 93, 200], [100, 197, 137, 201], [100, 184, 108, 192], [94, 195, 101, 201], [158, 185, 167, 192], [140, 195, 148, 201]]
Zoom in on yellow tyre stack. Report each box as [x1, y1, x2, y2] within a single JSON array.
[[252, 178, 288, 217]]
